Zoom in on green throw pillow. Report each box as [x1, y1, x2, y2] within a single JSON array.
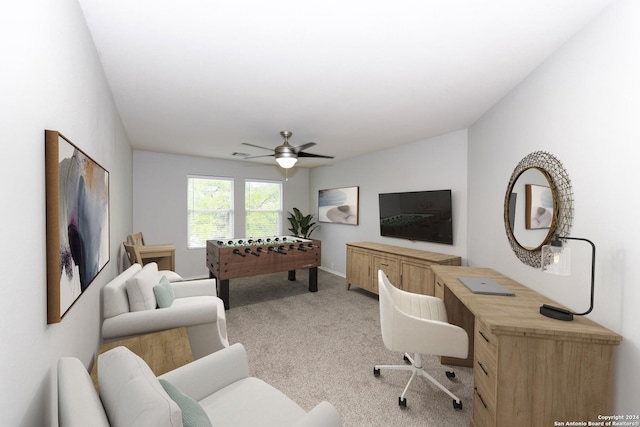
[[153, 276, 175, 308], [159, 379, 213, 427]]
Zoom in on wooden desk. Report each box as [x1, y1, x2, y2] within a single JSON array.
[[135, 244, 176, 271], [431, 265, 622, 427]]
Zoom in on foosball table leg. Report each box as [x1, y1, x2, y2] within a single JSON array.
[[288, 270, 296, 281], [309, 267, 318, 292], [219, 279, 230, 310]]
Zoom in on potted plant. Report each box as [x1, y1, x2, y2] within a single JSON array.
[[287, 207, 319, 238]]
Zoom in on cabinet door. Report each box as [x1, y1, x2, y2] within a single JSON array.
[[346, 247, 371, 291], [400, 260, 435, 295], [372, 255, 399, 293]]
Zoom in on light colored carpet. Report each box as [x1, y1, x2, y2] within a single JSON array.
[[225, 269, 473, 427]]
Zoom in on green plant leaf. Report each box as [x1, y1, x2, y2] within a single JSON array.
[[287, 208, 318, 238]]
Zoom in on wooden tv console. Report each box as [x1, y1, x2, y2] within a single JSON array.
[[346, 241, 461, 296]]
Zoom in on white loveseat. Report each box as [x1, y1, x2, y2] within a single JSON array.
[[58, 344, 342, 427], [102, 262, 228, 359]]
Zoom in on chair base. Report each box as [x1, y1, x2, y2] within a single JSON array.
[[374, 352, 463, 410]]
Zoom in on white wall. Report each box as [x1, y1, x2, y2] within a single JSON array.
[[133, 151, 310, 278], [310, 129, 468, 275], [0, 1, 133, 425], [467, 0, 639, 414]]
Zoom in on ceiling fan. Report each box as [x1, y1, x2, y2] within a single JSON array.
[[242, 131, 334, 168]]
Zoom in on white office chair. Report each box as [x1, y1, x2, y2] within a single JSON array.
[[374, 270, 469, 409]]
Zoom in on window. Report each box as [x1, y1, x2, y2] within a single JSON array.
[[245, 180, 282, 238], [187, 176, 233, 248]]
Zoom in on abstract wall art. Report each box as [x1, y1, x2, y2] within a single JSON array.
[[525, 183, 553, 230], [318, 186, 359, 225], [45, 130, 110, 323]]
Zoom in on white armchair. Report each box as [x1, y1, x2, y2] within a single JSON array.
[[102, 262, 228, 359], [58, 344, 342, 427], [373, 270, 468, 409]]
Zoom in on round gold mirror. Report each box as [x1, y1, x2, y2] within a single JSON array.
[[506, 167, 557, 251], [504, 151, 573, 268]]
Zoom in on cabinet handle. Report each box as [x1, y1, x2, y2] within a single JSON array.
[[380, 263, 388, 266], [477, 361, 489, 376], [478, 330, 490, 344], [474, 387, 488, 409]]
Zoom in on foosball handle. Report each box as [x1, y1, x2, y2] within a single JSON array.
[[244, 248, 260, 257]]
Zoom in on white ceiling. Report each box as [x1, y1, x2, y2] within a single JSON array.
[[77, 0, 613, 167]]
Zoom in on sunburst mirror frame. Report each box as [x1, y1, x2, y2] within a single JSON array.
[[503, 151, 574, 268]]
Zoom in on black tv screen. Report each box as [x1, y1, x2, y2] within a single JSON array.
[[379, 190, 453, 244]]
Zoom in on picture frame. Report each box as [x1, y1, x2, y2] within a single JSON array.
[[45, 130, 110, 323], [525, 184, 553, 230], [318, 186, 359, 225]]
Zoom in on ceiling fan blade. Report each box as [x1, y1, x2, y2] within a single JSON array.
[[244, 154, 275, 159], [297, 151, 334, 159], [291, 142, 316, 153], [243, 133, 332, 164], [241, 142, 274, 152]]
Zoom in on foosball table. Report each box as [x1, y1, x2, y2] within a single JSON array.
[[206, 236, 321, 309]]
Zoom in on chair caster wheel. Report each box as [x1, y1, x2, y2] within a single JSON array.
[[399, 397, 407, 407], [446, 371, 456, 379], [373, 368, 380, 376], [453, 400, 463, 410]]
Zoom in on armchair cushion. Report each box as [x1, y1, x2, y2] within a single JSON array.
[[125, 263, 162, 311], [103, 264, 142, 319], [198, 377, 306, 425], [159, 379, 212, 427], [98, 346, 182, 427], [154, 276, 176, 308], [162, 270, 184, 282]]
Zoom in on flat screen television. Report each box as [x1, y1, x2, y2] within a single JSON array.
[[379, 190, 453, 244]]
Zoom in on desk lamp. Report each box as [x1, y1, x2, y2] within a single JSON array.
[[540, 235, 596, 321]]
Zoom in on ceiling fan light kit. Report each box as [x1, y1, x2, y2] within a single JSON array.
[[276, 155, 297, 169], [242, 130, 334, 169], [275, 131, 298, 168]]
